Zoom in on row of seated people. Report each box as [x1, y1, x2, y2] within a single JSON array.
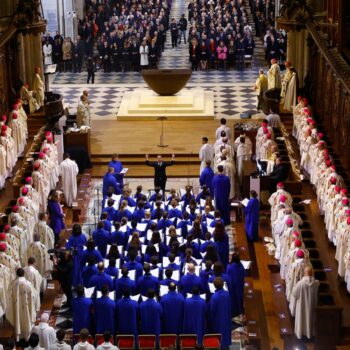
[[0, 101, 28, 189], [268, 182, 319, 340], [187, 0, 255, 70], [293, 97, 350, 294], [62, 184, 246, 349]]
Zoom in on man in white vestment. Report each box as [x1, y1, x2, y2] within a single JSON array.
[[76, 95, 91, 128], [215, 118, 231, 140], [48, 329, 71, 350], [0, 243, 20, 275], [32, 313, 56, 349], [6, 268, 40, 341], [266, 109, 281, 127], [73, 329, 95, 350], [284, 68, 298, 112], [267, 58, 281, 90], [0, 263, 11, 318], [33, 213, 55, 250], [24, 257, 43, 295], [199, 137, 214, 174], [20, 83, 40, 114], [8, 113, 25, 157], [236, 136, 252, 185], [280, 61, 293, 102], [9, 217, 28, 265], [32, 161, 49, 212], [60, 153, 79, 207], [32, 67, 45, 107], [43, 41, 53, 65], [291, 267, 319, 339]]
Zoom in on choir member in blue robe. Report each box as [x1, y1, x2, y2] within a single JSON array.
[[92, 222, 110, 257], [109, 222, 126, 246], [213, 222, 229, 266], [140, 290, 163, 341], [66, 224, 87, 287], [141, 211, 156, 231], [181, 186, 195, 206], [100, 212, 112, 232], [89, 262, 113, 291], [132, 201, 146, 222], [123, 249, 143, 280], [94, 285, 116, 334], [136, 263, 160, 296], [114, 200, 133, 222], [157, 212, 173, 233], [196, 185, 211, 204], [120, 191, 136, 207], [212, 165, 231, 225], [168, 200, 183, 220], [160, 268, 178, 286], [150, 256, 164, 279], [101, 188, 114, 212], [208, 262, 231, 290], [183, 235, 200, 258], [226, 253, 245, 317], [81, 257, 98, 287], [200, 161, 214, 195], [108, 154, 124, 185], [102, 167, 122, 197], [47, 192, 65, 238], [80, 240, 103, 268], [101, 199, 117, 222], [149, 187, 162, 202], [176, 212, 192, 237], [183, 286, 207, 345], [72, 285, 93, 334], [105, 258, 119, 278], [133, 185, 144, 202], [179, 263, 202, 296], [200, 260, 214, 293], [151, 201, 164, 220], [209, 277, 232, 349], [244, 190, 260, 241], [167, 254, 180, 271], [116, 290, 139, 338], [160, 282, 184, 334], [114, 267, 136, 299]]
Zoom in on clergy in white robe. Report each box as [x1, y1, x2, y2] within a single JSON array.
[[0, 234, 20, 264], [6, 268, 40, 341], [32, 161, 50, 212], [32, 313, 56, 349], [0, 263, 11, 318], [20, 83, 40, 114], [21, 177, 41, 206], [43, 42, 53, 65], [280, 62, 293, 103], [9, 112, 26, 156], [199, 137, 214, 174], [0, 143, 7, 188], [266, 110, 281, 127], [33, 213, 55, 250], [335, 217, 350, 277], [1, 127, 16, 169], [76, 95, 91, 128], [283, 68, 297, 112], [267, 59, 281, 90], [32, 67, 45, 107], [24, 257, 43, 295], [236, 136, 252, 185], [344, 251, 350, 293], [291, 267, 319, 339], [215, 118, 231, 140], [2, 232, 21, 264], [59, 153, 79, 207]]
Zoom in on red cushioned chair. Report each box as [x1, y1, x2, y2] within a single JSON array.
[[95, 334, 115, 346], [179, 334, 198, 349], [138, 335, 156, 349], [73, 334, 94, 345], [116, 335, 135, 349], [159, 334, 177, 348], [203, 334, 222, 349]]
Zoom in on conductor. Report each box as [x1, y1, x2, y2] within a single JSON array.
[[145, 154, 175, 192]]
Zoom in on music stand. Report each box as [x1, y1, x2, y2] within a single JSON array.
[[157, 116, 168, 148]]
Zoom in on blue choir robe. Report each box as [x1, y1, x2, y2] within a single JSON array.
[[114, 209, 132, 223], [114, 276, 136, 299], [123, 261, 143, 281], [168, 208, 183, 220], [176, 219, 192, 237], [202, 213, 214, 223], [119, 195, 136, 207], [108, 160, 124, 185], [179, 273, 202, 296], [136, 274, 160, 296], [105, 266, 119, 279], [200, 166, 214, 194], [92, 228, 110, 257], [102, 219, 112, 232], [48, 200, 65, 236], [181, 194, 195, 207], [208, 273, 231, 290], [66, 234, 87, 287], [72, 296, 93, 334], [102, 206, 117, 222], [212, 174, 231, 225], [150, 265, 164, 280], [157, 218, 173, 233], [209, 218, 225, 228], [102, 172, 121, 197], [226, 262, 245, 316], [116, 297, 139, 337], [160, 291, 184, 334], [140, 299, 163, 336], [132, 208, 145, 222], [151, 208, 163, 220], [244, 197, 260, 241], [167, 262, 180, 271], [196, 191, 211, 204], [109, 229, 126, 246], [215, 234, 229, 267], [81, 265, 98, 287], [209, 289, 232, 348], [95, 296, 116, 334], [80, 248, 103, 268], [199, 268, 213, 293], [183, 295, 207, 345], [89, 272, 113, 291], [160, 278, 178, 286], [140, 218, 156, 231]]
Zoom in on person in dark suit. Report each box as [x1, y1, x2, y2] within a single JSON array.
[[269, 157, 289, 192], [145, 154, 175, 192]]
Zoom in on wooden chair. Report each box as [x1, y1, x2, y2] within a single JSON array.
[[116, 335, 135, 349], [179, 334, 198, 349], [203, 334, 222, 349], [159, 334, 177, 348], [138, 335, 156, 349]]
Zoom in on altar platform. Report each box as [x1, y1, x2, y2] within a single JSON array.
[[117, 88, 214, 120]]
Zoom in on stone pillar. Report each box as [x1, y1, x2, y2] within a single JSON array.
[[74, 0, 84, 21]]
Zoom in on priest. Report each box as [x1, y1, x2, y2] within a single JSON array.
[[267, 58, 281, 90], [60, 153, 79, 207], [199, 137, 214, 174], [212, 165, 231, 225], [23, 257, 43, 295], [33, 213, 55, 250], [236, 136, 252, 185], [32, 67, 45, 107]]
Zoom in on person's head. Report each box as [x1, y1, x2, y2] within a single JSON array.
[[76, 284, 85, 297], [147, 289, 155, 298], [108, 166, 115, 174], [72, 224, 82, 237], [157, 155, 162, 162], [101, 284, 109, 296], [259, 68, 264, 75], [213, 261, 224, 276], [97, 262, 105, 273], [56, 329, 66, 342], [28, 256, 36, 265], [16, 268, 24, 277], [220, 118, 227, 125], [40, 312, 50, 323], [28, 333, 40, 348], [187, 263, 195, 274], [143, 262, 151, 274], [165, 267, 173, 279], [103, 331, 112, 343], [231, 253, 241, 264], [213, 276, 224, 290], [250, 190, 258, 198], [86, 239, 95, 251], [79, 328, 90, 342], [240, 136, 245, 144], [121, 266, 129, 277], [217, 165, 224, 173], [63, 153, 70, 160], [202, 137, 208, 144], [169, 281, 176, 292], [304, 266, 313, 276]]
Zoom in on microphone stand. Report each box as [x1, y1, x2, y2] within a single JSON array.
[[157, 116, 168, 148], [96, 187, 100, 219]]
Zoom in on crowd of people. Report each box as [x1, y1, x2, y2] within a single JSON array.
[[268, 182, 319, 339], [293, 97, 350, 294]]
